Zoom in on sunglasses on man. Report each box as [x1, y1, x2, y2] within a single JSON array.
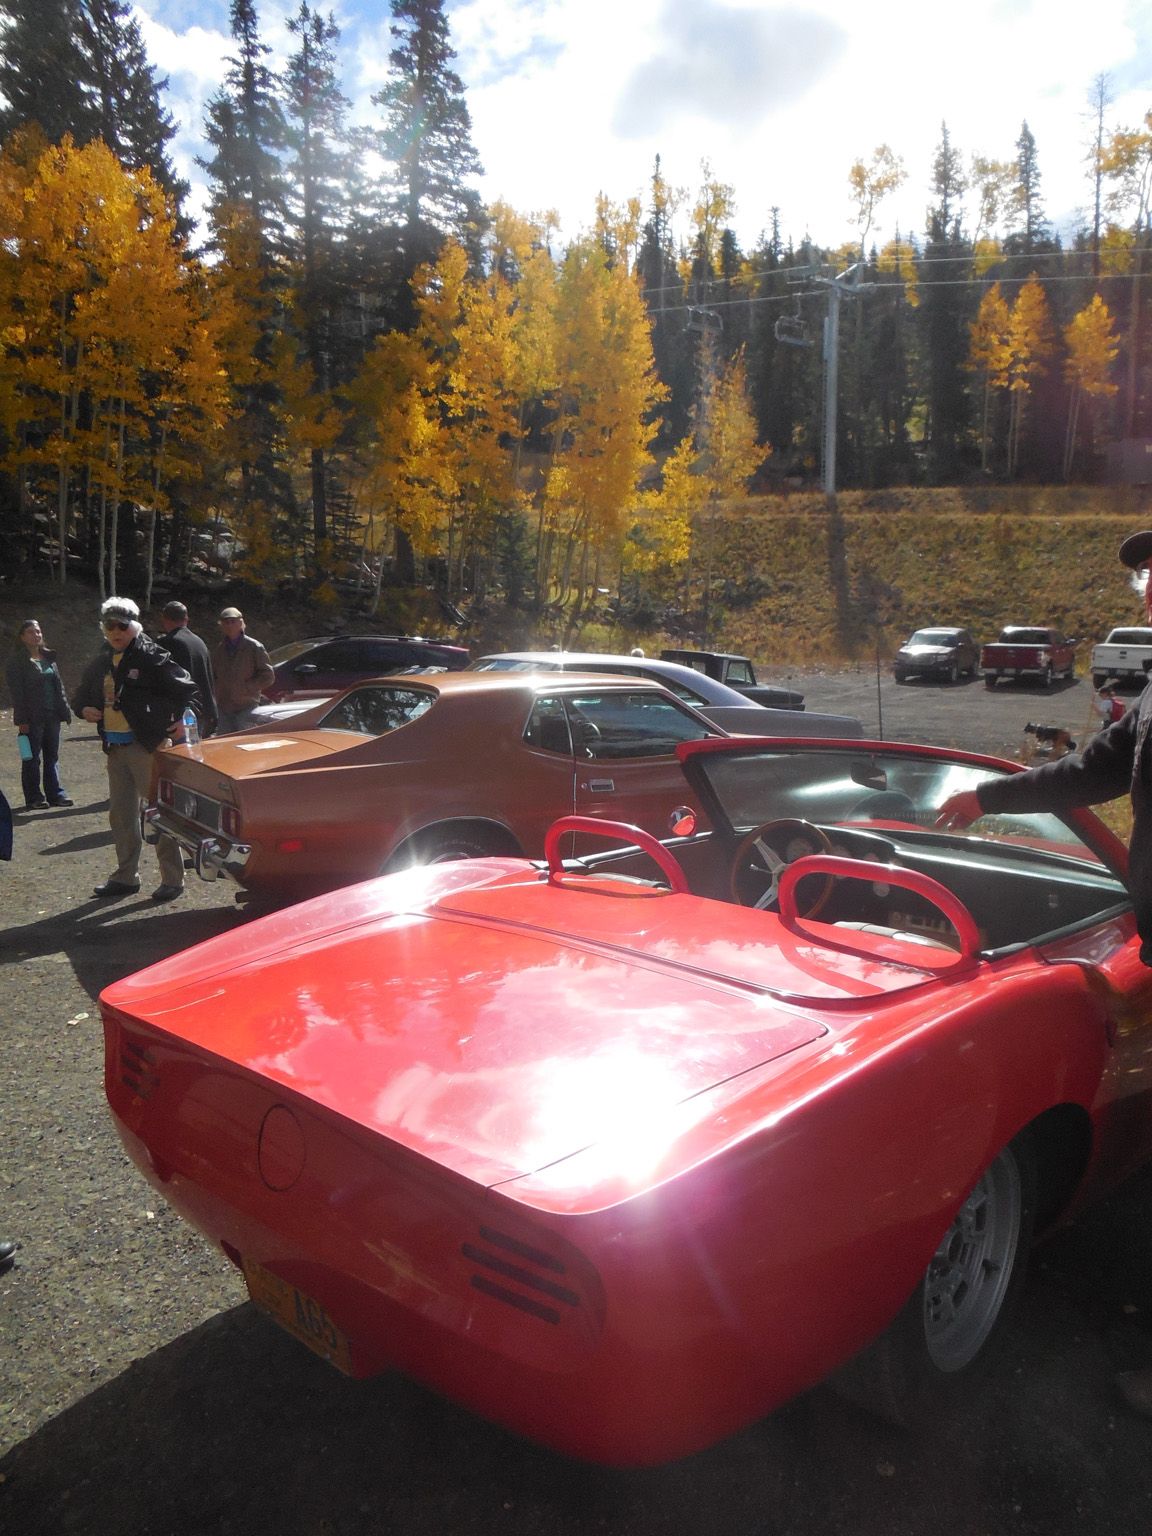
[[103, 620, 131, 632]]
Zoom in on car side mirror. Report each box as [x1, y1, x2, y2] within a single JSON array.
[[669, 806, 697, 837]]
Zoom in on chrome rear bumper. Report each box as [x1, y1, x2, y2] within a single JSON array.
[[143, 807, 252, 882]]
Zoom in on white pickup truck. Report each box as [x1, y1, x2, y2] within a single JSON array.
[[1090, 627, 1152, 689]]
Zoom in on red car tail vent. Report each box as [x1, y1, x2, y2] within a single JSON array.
[[462, 1227, 581, 1326], [120, 1037, 159, 1101]]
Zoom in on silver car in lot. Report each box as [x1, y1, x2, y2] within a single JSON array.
[[466, 652, 863, 738]]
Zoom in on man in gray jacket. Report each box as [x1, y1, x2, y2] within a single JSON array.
[[212, 607, 274, 733]]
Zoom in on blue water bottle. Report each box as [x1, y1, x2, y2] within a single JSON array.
[[17, 733, 32, 761], [182, 707, 200, 747]]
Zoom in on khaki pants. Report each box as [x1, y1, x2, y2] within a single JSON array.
[[105, 742, 183, 889]]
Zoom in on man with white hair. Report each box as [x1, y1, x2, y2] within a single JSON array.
[[72, 597, 199, 902]]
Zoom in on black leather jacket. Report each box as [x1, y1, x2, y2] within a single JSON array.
[[72, 633, 198, 753], [977, 691, 1151, 959]]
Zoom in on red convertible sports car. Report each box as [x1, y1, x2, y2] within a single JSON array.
[[103, 735, 1149, 1466]]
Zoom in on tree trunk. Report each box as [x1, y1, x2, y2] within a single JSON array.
[[311, 445, 327, 549]]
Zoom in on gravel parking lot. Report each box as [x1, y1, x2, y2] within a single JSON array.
[[4, 672, 1152, 1536]]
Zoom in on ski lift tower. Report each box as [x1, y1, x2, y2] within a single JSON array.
[[813, 263, 872, 501]]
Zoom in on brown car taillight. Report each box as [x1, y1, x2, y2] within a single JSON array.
[[158, 778, 174, 807], [221, 805, 242, 838]]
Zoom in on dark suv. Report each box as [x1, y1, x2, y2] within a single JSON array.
[[892, 627, 979, 684], [264, 635, 469, 701]]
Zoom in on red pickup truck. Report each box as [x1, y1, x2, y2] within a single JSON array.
[[980, 626, 1077, 689]]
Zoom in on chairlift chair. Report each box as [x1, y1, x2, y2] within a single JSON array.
[[774, 313, 812, 348], [686, 306, 722, 333]]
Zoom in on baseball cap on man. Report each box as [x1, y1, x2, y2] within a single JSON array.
[[1119, 530, 1152, 569], [101, 596, 140, 622], [218, 606, 243, 620]]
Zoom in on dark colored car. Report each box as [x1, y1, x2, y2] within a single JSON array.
[[264, 634, 469, 701], [893, 627, 980, 685], [658, 649, 804, 710]]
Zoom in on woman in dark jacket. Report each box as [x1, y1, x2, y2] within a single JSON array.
[[5, 619, 72, 808]]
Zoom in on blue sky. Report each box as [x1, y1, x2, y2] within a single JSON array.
[[135, 0, 1152, 252]]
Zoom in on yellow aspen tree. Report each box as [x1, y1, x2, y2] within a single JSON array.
[[1005, 275, 1056, 478], [1099, 111, 1152, 432], [1063, 294, 1119, 479], [877, 239, 919, 307], [79, 172, 210, 601], [849, 145, 906, 254], [0, 138, 122, 579], [0, 138, 214, 592], [626, 436, 695, 580], [350, 324, 454, 610], [967, 283, 1012, 471], [679, 161, 735, 287], [544, 237, 664, 621], [492, 207, 560, 586], [202, 205, 282, 506], [449, 259, 525, 595], [268, 315, 345, 576], [692, 350, 764, 636], [969, 156, 1014, 273], [594, 193, 642, 273], [405, 236, 525, 596]]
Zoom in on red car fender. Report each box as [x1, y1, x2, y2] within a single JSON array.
[[486, 961, 1114, 1462]]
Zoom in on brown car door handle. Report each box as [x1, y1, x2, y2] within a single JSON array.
[[583, 778, 615, 792]]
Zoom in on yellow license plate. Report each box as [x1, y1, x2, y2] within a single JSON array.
[[243, 1260, 353, 1374]]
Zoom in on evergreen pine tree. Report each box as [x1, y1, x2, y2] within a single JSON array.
[[283, 1, 354, 547], [80, 0, 187, 215], [0, 0, 89, 145], [0, 0, 186, 219], [637, 156, 687, 441], [1005, 121, 1053, 255], [371, 0, 484, 294], [918, 123, 973, 480], [198, 0, 291, 529], [199, 0, 287, 245]]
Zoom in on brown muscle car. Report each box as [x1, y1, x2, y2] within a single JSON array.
[[145, 671, 759, 896]]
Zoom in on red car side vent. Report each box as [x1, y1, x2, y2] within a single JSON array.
[[462, 1225, 581, 1326], [120, 1037, 159, 1101]]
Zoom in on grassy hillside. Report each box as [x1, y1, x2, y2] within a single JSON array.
[[697, 486, 1152, 668], [2, 485, 1150, 694]]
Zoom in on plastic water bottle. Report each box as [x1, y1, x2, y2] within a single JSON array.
[[182, 707, 200, 747]]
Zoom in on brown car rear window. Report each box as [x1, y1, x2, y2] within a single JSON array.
[[317, 686, 433, 737]]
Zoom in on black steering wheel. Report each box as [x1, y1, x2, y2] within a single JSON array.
[[729, 817, 835, 914]]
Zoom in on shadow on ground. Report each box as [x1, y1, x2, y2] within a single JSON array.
[[5, 1168, 1152, 1536]]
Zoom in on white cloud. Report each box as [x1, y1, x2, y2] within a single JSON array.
[[130, 0, 1151, 253], [458, 0, 1152, 248], [614, 2, 846, 136]]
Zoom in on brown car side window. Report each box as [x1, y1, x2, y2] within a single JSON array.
[[317, 686, 432, 737], [564, 690, 713, 760], [524, 696, 573, 756]]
